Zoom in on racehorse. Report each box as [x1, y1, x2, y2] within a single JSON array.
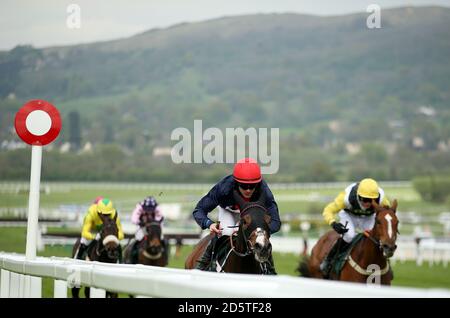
[[185, 190, 274, 274], [298, 200, 399, 285], [71, 213, 121, 298], [124, 213, 168, 267]]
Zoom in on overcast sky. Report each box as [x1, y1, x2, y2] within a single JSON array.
[[1, 0, 450, 50]]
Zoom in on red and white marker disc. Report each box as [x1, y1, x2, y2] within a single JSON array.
[[15, 100, 62, 146]]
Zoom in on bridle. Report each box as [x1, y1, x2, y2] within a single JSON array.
[[95, 220, 119, 258], [363, 208, 399, 251], [229, 203, 270, 258], [346, 208, 398, 277], [141, 221, 164, 260]]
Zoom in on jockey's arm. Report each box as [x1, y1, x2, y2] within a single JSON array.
[[262, 183, 281, 234], [115, 213, 125, 240], [192, 183, 220, 230], [323, 191, 346, 225], [154, 206, 164, 222], [81, 212, 96, 240], [130, 204, 142, 225]]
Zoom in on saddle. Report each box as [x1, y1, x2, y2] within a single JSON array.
[[330, 233, 364, 276]]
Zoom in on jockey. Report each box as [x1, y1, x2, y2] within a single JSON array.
[[74, 198, 124, 260], [129, 196, 164, 260], [319, 178, 391, 276], [192, 158, 281, 272], [131, 196, 164, 238]]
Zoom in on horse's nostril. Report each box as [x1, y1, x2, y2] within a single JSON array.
[[383, 244, 396, 252]]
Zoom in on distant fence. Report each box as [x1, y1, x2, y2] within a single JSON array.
[[0, 181, 412, 194], [1, 252, 449, 298]]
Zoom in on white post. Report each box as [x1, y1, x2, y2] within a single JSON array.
[[90, 287, 106, 298], [26, 145, 42, 260], [9, 272, 20, 297], [1, 269, 10, 298], [18, 274, 26, 297], [54, 280, 68, 298], [24, 145, 43, 297], [30, 276, 42, 298]]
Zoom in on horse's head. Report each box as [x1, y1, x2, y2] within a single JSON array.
[[98, 213, 120, 260], [233, 190, 272, 263], [142, 217, 164, 259], [372, 200, 399, 258]]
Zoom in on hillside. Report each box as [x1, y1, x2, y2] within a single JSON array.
[[1, 6, 449, 182]]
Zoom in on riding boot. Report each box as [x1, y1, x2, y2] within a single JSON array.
[[132, 240, 140, 263], [162, 238, 170, 265], [75, 243, 88, 260], [319, 237, 349, 277], [117, 244, 123, 263], [196, 236, 218, 271]]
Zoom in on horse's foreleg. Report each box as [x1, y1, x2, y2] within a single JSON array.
[[84, 287, 90, 298], [106, 291, 118, 298], [71, 287, 80, 298]]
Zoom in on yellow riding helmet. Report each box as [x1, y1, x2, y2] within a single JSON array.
[[357, 178, 379, 199], [97, 198, 116, 215]]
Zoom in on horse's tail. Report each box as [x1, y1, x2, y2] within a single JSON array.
[[296, 255, 311, 278]]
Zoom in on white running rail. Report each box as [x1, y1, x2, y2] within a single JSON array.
[[1, 252, 449, 298]]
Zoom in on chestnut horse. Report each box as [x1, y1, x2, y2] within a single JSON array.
[[124, 215, 168, 267], [71, 213, 121, 298], [298, 200, 399, 285], [185, 190, 274, 274]]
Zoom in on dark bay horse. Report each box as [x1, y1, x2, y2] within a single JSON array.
[[298, 200, 399, 285], [185, 190, 274, 274], [124, 215, 168, 267], [71, 213, 122, 298]]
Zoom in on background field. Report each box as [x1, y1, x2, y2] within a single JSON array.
[[1, 182, 449, 236]]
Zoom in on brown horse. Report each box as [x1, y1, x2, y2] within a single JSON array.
[[124, 215, 168, 267], [71, 213, 121, 298], [185, 190, 274, 274], [298, 200, 399, 285]]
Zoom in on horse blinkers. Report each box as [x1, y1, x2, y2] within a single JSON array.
[[143, 222, 164, 259], [240, 213, 272, 262], [98, 215, 120, 259]]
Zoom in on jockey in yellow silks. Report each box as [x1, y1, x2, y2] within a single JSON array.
[[320, 178, 391, 276], [74, 197, 124, 259]]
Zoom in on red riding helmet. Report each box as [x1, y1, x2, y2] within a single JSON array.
[[233, 158, 262, 184]]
